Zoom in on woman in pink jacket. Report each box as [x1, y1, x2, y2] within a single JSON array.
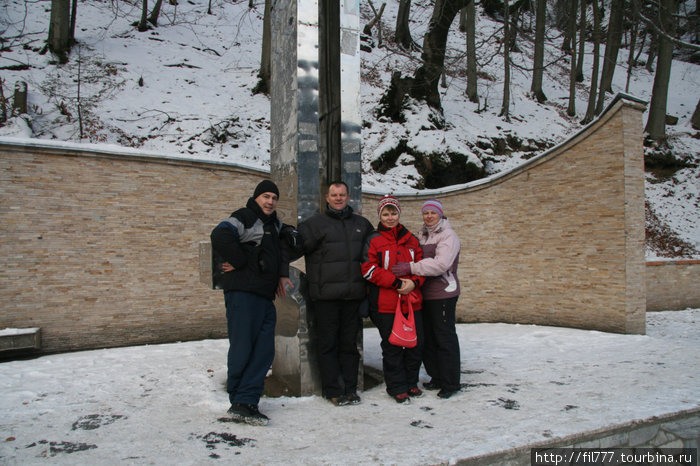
[[392, 199, 461, 399]]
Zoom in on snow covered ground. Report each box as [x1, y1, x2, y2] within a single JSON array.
[[1, 3, 698, 460], [1, 308, 697, 465]]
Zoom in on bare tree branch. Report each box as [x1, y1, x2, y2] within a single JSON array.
[[638, 12, 700, 51]]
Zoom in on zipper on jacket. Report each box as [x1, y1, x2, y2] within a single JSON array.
[[342, 218, 354, 277]]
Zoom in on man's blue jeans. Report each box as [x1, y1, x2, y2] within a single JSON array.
[[224, 290, 276, 405]]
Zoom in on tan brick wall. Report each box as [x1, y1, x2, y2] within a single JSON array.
[[0, 145, 270, 353], [0, 98, 648, 354], [646, 260, 700, 312], [364, 100, 647, 334]]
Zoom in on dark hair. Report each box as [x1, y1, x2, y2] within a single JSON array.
[[327, 180, 348, 193]]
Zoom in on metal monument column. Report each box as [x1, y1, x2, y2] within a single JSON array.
[[270, 0, 363, 396]]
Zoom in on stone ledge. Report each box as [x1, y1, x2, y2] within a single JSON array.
[[455, 407, 700, 465], [0, 327, 41, 352]]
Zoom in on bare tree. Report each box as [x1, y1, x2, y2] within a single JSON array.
[[138, 0, 149, 32], [13, 81, 28, 116], [559, 0, 574, 51], [48, 0, 72, 59], [501, 0, 512, 120], [645, 31, 657, 71], [70, 0, 77, 43], [0, 78, 7, 124], [594, 0, 624, 114], [530, 0, 547, 102], [148, 0, 164, 26], [634, 25, 648, 63], [406, 0, 471, 110], [465, 2, 479, 103], [695, 0, 699, 43], [637, 3, 700, 49], [691, 98, 700, 130], [396, 0, 415, 49], [625, 0, 640, 92], [378, 0, 471, 121], [583, 0, 602, 123], [645, 0, 678, 139], [575, 0, 586, 82], [254, 0, 272, 94], [363, 1, 386, 42], [77, 46, 84, 139], [566, 0, 578, 116]]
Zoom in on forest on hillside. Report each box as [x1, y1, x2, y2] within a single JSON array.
[[25, 0, 700, 137]]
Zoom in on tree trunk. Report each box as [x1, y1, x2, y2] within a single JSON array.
[[465, 2, 479, 103], [12, 80, 28, 116], [554, 0, 569, 31], [69, 0, 77, 43], [148, 0, 164, 26], [634, 26, 647, 63], [369, 0, 384, 47], [691, 98, 700, 130], [560, 0, 573, 51], [0, 78, 7, 123], [48, 0, 71, 57], [410, 0, 470, 110], [567, 0, 578, 116], [396, 0, 414, 49], [625, 0, 640, 92], [459, 4, 467, 31], [501, 0, 511, 120], [363, 2, 386, 36], [645, 31, 657, 72], [530, 0, 547, 102], [696, 0, 699, 43], [645, 0, 678, 139], [575, 0, 586, 82], [254, 0, 272, 94], [583, 0, 601, 123], [138, 0, 149, 31], [595, 0, 624, 114]]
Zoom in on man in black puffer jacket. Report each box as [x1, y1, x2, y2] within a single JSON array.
[[298, 181, 374, 406], [211, 179, 297, 426]]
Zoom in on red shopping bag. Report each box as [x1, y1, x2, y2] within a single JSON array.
[[388, 293, 417, 348]]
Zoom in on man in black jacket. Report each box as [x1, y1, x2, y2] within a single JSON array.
[[210, 179, 294, 426], [298, 181, 374, 406]]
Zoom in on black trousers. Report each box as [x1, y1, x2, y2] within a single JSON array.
[[422, 297, 461, 391], [313, 300, 362, 398], [370, 307, 424, 396]]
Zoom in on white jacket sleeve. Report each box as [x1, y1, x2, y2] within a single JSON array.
[[410, 229, 460, 277]]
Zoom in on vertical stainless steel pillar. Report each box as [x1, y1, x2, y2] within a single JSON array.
[[270, 0, 363, 396], [339, 1, 363, 211]]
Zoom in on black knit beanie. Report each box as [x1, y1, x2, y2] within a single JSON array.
[[253, 180, 279, 199]]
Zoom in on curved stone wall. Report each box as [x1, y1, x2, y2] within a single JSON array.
[[364, 97, 647, 334], [0, 96, 647, 354], [0, 144, 263, 353]]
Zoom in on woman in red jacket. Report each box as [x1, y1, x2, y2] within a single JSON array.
[[362, 195, 425, 403]]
